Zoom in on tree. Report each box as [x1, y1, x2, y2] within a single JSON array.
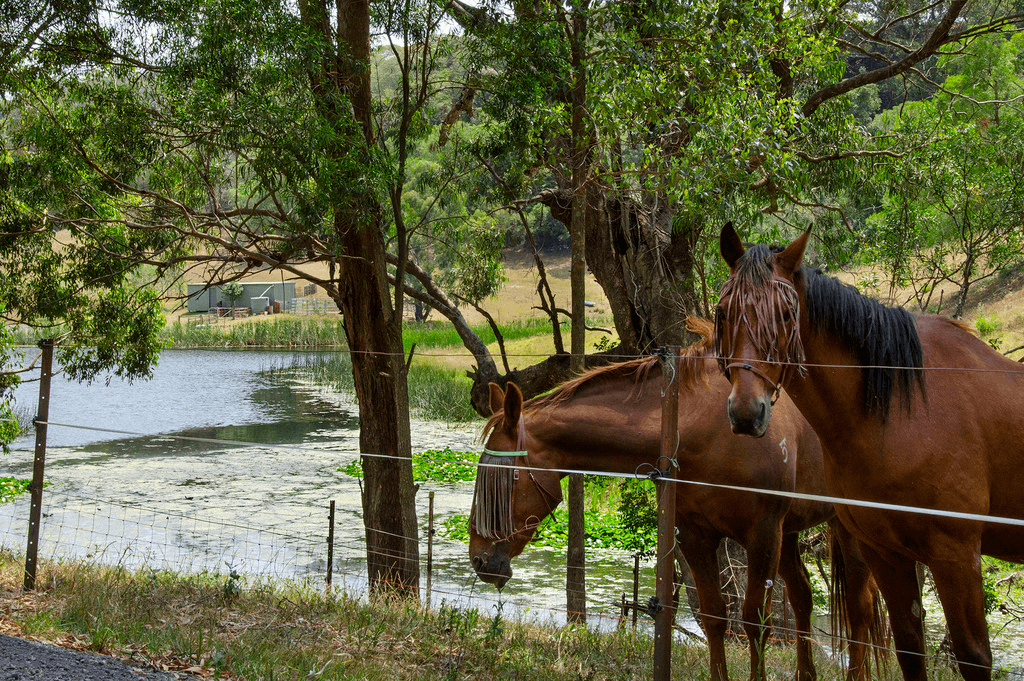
[[445, 0, 1022, 364], [865, 30, 1024, 317], [221, 281, 244, 309], [0, 0, 448, 594]]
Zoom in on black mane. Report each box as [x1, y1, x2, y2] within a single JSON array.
[[803, 268, 925, 417]]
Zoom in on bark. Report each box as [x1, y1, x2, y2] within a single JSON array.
[[307, 0, 420, 595], [539, 185, 704, 352]]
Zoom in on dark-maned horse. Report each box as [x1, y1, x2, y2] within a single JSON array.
[[715, 223, 1024, 681], [469, 329, 884, 681]]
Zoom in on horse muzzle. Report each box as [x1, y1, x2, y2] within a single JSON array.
[[471, 552, 512, 589], [727, 393, 771, 438]]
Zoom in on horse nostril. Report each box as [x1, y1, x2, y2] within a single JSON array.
[[471, 555, 484, 572]]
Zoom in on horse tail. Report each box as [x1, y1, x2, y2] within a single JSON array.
[[829, 519, 890, 680]]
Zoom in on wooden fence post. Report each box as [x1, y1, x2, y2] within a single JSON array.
[[24, 339, 54, 591], [653, 347, 679, 681]]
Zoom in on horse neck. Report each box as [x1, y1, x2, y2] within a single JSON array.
[[785, 316, 868, 440], [523, 386, 662, 475]]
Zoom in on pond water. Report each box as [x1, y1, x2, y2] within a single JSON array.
[[2, 348, 1022, 677], [0, 349, 663, 635]]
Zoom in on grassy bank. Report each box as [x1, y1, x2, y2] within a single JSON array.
[[162, 316, 349, 348], [0, 550, 896, 681], [161, 315, 557, 351]]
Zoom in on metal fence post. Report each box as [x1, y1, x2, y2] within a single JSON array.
[[24, 339, 54, 591], [326, 500, 335, 593]]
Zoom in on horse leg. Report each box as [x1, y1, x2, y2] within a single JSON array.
[[830, 521, 884, 681], [741, 520, 784, 681], [677, 529, 731, 681], [929, 557, 992, 681], [857, 542, 928, 681], [777, 531, 816, 681]]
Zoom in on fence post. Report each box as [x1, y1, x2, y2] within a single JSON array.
[[326, 500, 335, 593], [24, 339, 54, 592], [653, 347, 679, 681], [426, 490, 434, 608], [632, 554, 640, 630]]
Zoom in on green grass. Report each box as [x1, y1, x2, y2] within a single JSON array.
[[163, 315, 555, 351], [0, 550, 918, 681], [286, 353, 482, 423], [403, 317, 554, 351]]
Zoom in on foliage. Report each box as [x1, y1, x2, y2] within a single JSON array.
[[440, 476, 659, 556], [858, 31, 1024, 315], [0, 477, 32, 504], [220, 282, 245, 308], [341, 448, 479, 484]]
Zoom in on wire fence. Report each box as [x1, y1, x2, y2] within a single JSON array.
[[3, 416, 1024, 680]]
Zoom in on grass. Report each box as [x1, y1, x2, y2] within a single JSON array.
[[162, 317, 349, 348], [283, 353, 482, 423], [0, 549, 939, 681]]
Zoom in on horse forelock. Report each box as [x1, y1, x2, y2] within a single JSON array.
[[471, 452, 517, 540], [716, 245, 806, 377], [803, 270, 924, 419]]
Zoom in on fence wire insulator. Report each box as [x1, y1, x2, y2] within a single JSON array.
[[646, 595, 663, 617]]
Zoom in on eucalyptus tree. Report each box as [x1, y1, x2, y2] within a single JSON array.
[[0, 0, 492, 593], [866, 30, 1024, 318], [1, 0, 166, 451], [447, 0, 1023, 360]]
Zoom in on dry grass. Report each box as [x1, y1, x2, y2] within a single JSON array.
[[0, 550, 969, 681]]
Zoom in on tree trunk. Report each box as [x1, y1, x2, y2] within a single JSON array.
[[315, 0, 419, 595], [333, 218, 420, 594], [565, 0, 590, 624], [539, 185, 705, 351]]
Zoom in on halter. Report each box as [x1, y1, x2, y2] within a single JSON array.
[[715, 274, 805, 405], [471, 423, 563, 542]]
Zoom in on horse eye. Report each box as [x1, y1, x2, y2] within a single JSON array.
[[781, 309, 792, 323]]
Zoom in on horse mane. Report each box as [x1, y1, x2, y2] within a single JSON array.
[[481, 320, 717, 439], [731, 244, 925, 417], [526, 357, 660, 412], [803, 268, 925, 417]]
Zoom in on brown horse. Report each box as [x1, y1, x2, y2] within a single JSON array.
[[468, 339, 883, 681], [715, 223, 1024, 681]]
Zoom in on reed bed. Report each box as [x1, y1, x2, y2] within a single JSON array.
[[163, 317, 348, 348]]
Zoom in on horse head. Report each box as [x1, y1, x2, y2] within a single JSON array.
[[716, 222, 809, 437], [468, 382, 562, 588]]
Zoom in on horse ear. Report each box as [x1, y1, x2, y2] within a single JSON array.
[[777, 228, 811, 275], [502, 382, 524, 430], [720, 222, 745, 269], [488, 382, 505, 415]]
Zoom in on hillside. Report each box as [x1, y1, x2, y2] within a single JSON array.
[[173, 249, 1024, 363]]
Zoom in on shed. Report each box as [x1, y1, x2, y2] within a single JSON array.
[[186, 281, 297, 313]]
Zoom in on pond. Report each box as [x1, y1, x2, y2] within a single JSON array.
[[0, 349, 664, 634]]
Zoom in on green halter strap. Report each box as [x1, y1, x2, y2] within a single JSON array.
[[482, 447, 527, 457]]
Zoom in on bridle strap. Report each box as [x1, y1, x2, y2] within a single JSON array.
[[724, 361, 783, 405], [482, 447, 527, 457]]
